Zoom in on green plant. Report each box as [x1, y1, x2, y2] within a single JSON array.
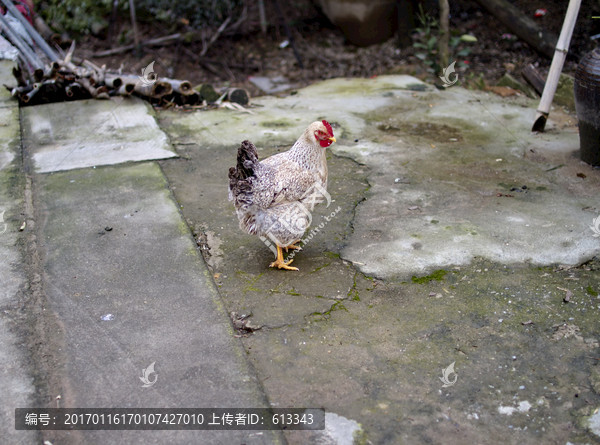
[[412, 5, 476, 76], [136, 0, 244, 28], [463, 71, 486, 90], [41, 0, 117, 35], [412, 5, 440, 73], [40, 0, 244, 37]]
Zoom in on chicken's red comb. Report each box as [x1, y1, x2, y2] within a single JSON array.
[[322, 120, 334, 137]]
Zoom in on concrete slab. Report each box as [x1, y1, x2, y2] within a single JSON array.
[[162, 75, 599, 279], [335, 84, 599, 278], [157, 74, 600, 444], [32, 162, 283, 444], [0, 57, 17, 106], [21, 96, 177, 173], [0, 59, 40, 444]]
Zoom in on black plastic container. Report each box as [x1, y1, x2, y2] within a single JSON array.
[[574, 47, 600, 166]]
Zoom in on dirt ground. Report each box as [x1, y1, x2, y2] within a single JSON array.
[[70, 0, 600, 100]]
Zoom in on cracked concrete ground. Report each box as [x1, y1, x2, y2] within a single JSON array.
[[3, 56, 600, 444], [158, 75, 600, 444]]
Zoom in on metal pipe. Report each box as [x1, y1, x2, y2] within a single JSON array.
[[0, 0, 59, 62], [0, 12, 43, 70]]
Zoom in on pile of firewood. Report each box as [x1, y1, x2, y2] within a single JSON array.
[[6, 50, 249, 108], [0, 0, 248, 108]]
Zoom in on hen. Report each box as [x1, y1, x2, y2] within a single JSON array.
[[228, 120, 336, 270]]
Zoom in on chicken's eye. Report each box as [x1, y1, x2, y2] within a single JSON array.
[[315, 130, 328, 140]]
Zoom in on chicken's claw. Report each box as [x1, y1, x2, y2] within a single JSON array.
[[284, 241, 302, 252], [269, 258, 299, 271], [270, 245, 299, 271]]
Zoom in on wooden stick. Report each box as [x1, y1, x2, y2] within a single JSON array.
[[92, 33, 183, 57], [258, 0, 267, 34], [521, 64, 545, 96], [128, 0, 140, 52], [273, 0, 303, 69], [472, 0, 557, 59], [438, 0, 449, 69], [108, 0, 120, 45], [33, 15, 57, 42], [532, 0, 581, 132], [93, 10, 246, 59], [200, 16, 231, 57]]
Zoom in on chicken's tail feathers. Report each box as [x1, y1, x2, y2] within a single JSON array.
[[236, 140, 259, 179], [229, 140, 258, 205]]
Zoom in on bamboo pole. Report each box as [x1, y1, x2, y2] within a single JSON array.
[[531, 0, 581, 132]]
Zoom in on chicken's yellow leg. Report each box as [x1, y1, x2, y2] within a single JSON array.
[[270, 245, 299, 271]]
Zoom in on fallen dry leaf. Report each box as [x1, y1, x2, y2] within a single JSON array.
[[486, 86, 519, 97], [557, 286, 573, 303]]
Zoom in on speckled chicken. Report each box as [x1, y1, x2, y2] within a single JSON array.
[[228, 120, 336, 270]]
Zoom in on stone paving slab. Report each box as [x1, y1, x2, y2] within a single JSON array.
[[31, 161, 282, 444], [0, 60, 40, 445], [21, 97, 176, 173]]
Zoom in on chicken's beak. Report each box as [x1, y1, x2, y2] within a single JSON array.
[[329, 137, 336, 143]]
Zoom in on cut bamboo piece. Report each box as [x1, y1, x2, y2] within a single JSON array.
[[225, 87, 249, 105], [195, 83, 219, 102], [104, 73, 123, 89], [119, 75, 173, 98], [117, 83, 135, 96], [162, 78, 193, 95], [21, 83, 41, 103], [65, 82, 81, 98]]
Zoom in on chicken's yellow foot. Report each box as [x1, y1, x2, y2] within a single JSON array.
[[270, 245, 299, 271], [284, 241, 302, 252]]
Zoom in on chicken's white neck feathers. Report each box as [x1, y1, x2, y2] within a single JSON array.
[[287, 128, 327, 180]]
